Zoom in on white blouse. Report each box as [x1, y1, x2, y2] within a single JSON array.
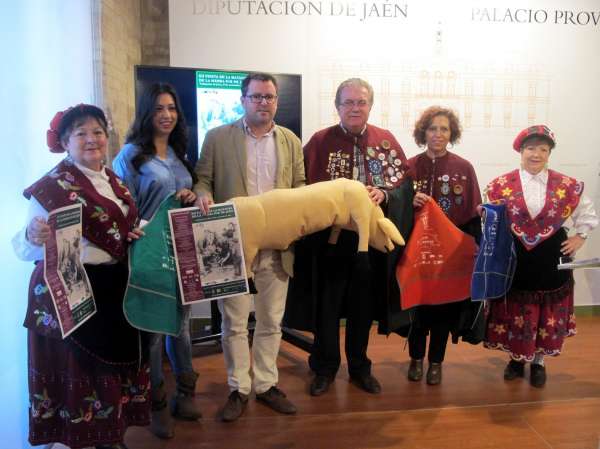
[[519, 168, 598, 235], [12, 162, 130, 264]]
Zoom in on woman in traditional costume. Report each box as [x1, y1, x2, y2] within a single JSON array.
[[484, 125, 598, 387], [404, 106, 482, 385], [12, 104, 149, 449], [112, 83, 199, 438]]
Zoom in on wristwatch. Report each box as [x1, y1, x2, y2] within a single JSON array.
[[577, 232, 589, 240]]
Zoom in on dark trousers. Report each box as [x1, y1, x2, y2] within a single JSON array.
[[408, 302, 461, 364], [309, 235, 374, 379]]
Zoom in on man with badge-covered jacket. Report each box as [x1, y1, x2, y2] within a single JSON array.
[[286, 78, 412, 397]]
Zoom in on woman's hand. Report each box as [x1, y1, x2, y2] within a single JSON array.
[[176, 188, 197, 205], [27, 216, 51, 246], [127, 227, 145, 242], [194, 194, 214, 215], [560, 235, 585, 256], [413, 192, 431, 208], [365, 185, 385, 205]]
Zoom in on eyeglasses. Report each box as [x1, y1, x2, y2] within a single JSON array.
[[245, 94, 278, 104], [339, 99, 370, 108]]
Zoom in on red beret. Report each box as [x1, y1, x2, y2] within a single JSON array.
[[513, 125, 556, 152]]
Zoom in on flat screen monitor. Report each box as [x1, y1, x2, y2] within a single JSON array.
[[134, 65, 302, 166]]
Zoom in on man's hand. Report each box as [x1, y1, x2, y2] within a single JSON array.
[[366, 185, 385, 205], [175, 188, 197, 205], [413, 192, 431, 208], [194, 194, 214, 214]]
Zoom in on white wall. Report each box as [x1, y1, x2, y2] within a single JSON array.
[[170, 0, 600, 305], [0, 1, 94, 447]]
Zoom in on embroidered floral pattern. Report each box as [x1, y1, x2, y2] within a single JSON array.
[[493, 324, 506, 335], [31, 388, 57, 419], [31, 377, 149, 424], [90, 205, 110, 223], [485, 295, 576, 360], [513, 315, 525, 328], [118, 374, 150, 419], [57, 177, 88, 207], [487, 170, 582, 249], [34, 283, 48, 296], [33, 308, 58, 329], [107, 221, 122, 241]]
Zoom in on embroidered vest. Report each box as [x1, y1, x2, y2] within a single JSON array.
[[23, 158, 138, 338], [486, 169, 582, 250], [23, 158, 138, 260]]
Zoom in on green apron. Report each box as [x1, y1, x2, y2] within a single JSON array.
[[124, 194, 183, 336]]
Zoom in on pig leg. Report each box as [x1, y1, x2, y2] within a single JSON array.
[[351, 214, 370, 252]]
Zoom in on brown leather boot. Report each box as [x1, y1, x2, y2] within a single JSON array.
[[170, 371, 202, 420], [150, 381, 174, 439]]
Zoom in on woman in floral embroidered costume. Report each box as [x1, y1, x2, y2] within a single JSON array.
[[483, 125, 598, 387], [12, 104, 149, 449]]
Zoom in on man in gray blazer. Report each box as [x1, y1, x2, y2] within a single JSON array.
[[194, 73, 305, 422]]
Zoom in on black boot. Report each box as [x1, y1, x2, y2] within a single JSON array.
[[504, 360, 525, 381], [530, 364, 547, 388]]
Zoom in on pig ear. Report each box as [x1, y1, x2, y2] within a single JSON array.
[[377, 218, 405, 247]]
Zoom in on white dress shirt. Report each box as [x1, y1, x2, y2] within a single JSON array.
[[244, 119, 277, 196], [519, 168, 598, 234], [12, 161, 130, 264]]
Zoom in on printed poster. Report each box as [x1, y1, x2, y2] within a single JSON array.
[[43, 203, 95, 338], [169, 203, 249, 304]]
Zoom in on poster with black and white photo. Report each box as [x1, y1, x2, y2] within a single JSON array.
[[44, 203, 95, 338], [168, 203, 249, 304]]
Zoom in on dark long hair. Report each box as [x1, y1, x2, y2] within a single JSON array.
[[125, 83, 197, 184]]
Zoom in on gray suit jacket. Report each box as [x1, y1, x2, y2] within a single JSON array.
[[194, 118, 305, 275]]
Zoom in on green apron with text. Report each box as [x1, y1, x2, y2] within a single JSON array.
[[124, 194, 183, 336]]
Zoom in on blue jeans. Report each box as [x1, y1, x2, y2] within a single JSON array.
[[150, 305, 194, 387]]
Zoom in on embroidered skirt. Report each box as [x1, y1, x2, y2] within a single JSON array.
[[484, 229, 576, 361], [27, 263, 150, 448], [483, 280, 575, 361]]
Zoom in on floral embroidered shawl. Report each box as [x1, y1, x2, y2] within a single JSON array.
[[486, 169, 582, 250]]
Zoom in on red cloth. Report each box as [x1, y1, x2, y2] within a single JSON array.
[[396, 201, 477, 310]]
